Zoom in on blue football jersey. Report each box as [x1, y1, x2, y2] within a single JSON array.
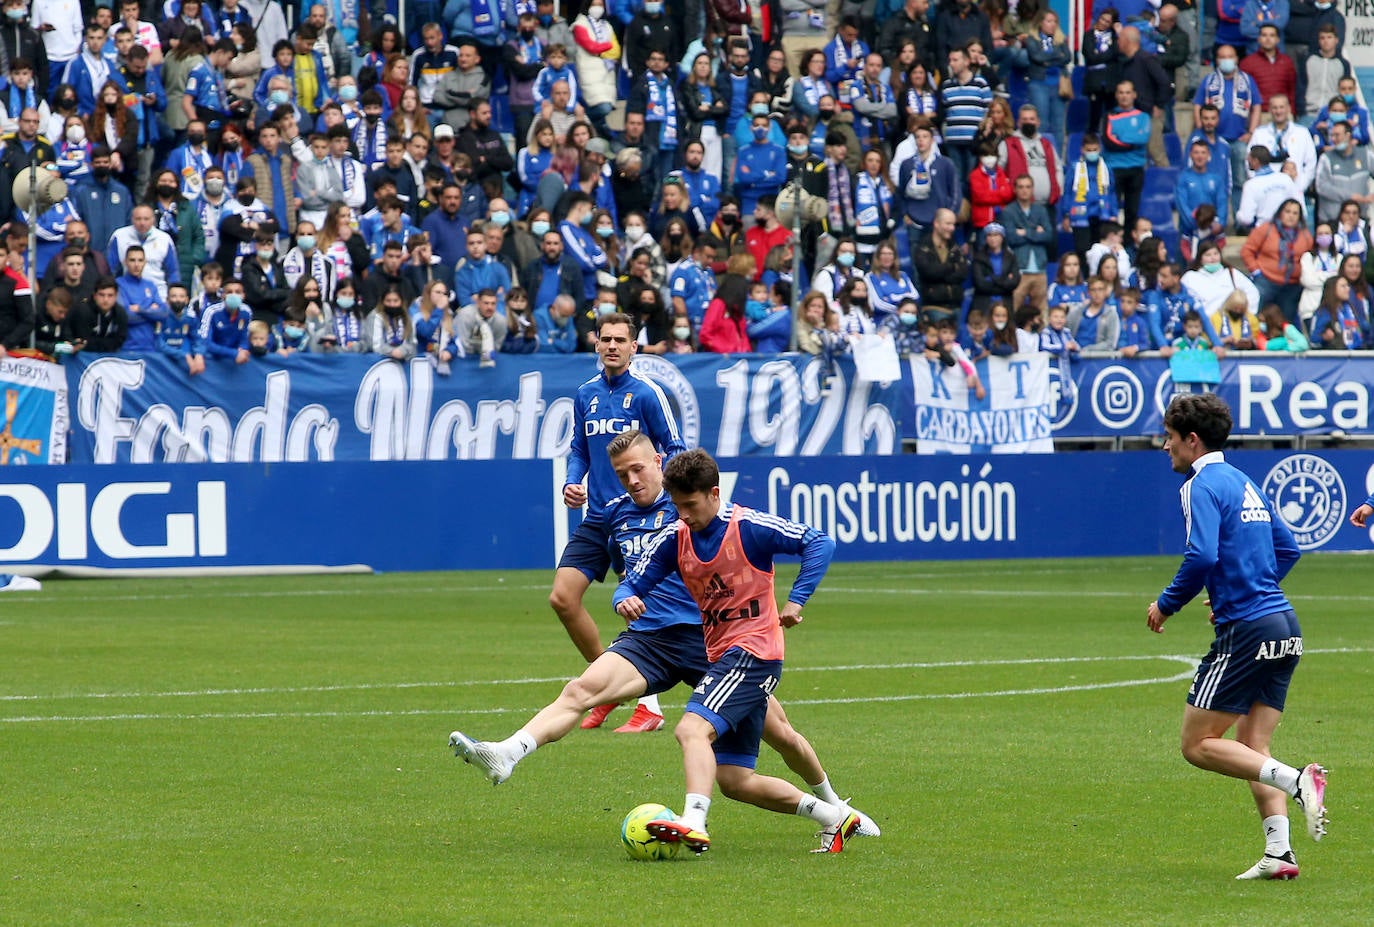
[[604, 490, 700, 633]]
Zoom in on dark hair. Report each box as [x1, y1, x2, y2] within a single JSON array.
[[94, 274, 118, 292], [1163, 393, 1232, 451], [662, 448, 719, 496]]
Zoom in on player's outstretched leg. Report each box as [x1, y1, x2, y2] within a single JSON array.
[[449, 731, 516, 785], [761, 696, 879, 836], [715, 764, 862, 855], [448, 651, 651, 784]]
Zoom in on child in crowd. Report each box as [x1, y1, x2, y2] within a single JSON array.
[[1048, 254, 1087, 322], [159, 283, 204, 374], [272, 307, 312, 354], [1172, 310, 1212, 350], [1085, 220, 1133, 282], [987, 302, 1017, 356], [937, 317, 986, 400], [960, 307, 991, 361], [1116, 287, 1151, 357], [668, 312, 696, 353], [247, 319, 273, 356], [892, 298, 922, 356], [1014, 304, 1042, 353], [1040, 304, 1080, 358], [1258, 304, 1310, 352], [502, 287, 539, 354], [1067, 276, 1120, 355], [1059, 133, 1118, 261]]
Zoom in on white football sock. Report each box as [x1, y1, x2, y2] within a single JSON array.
[[796, 796, 843, 828], [810, 775, 841, 805], [1259, 758, 1301, 796], [638, 694, 661, 714], [498, 731, 538, 764], [1262, 814, 1291, 856], [681, 792, 711, 832]]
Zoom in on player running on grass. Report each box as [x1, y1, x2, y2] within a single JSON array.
[[1147, 393, 1328, 881], [553, 312, 686, 733], [450, 431, 878, 842], [614, 448, 862, 855]]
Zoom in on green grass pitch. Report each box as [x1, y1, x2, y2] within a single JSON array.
[[3, 557, 1372, 926]]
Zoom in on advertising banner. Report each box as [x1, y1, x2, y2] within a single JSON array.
[[4, 450, 1368, 575], [1046, 355, 1374, 438], [61, 353, 905, 464], [0, 355, 67, 465]]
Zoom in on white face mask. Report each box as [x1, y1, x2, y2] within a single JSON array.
[[588, 5, 604, 18], [980, 155, 998, 169], [673, 326, 691, 340], [994, 320, 1006, 331], [625, 225, 644, 239]]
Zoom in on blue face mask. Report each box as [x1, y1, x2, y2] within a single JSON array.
[[579, 211, 593, 226], [269, 89, 290, 106], [837, 252, 856, 268], [539, 13, 552, 25], [336, 295, 355, 309], [751, 103, 769, 116], [490, 210, 511, 227], [644, 1, 663, 12], [787, 142, 808, 155], [596, 226, 613, 238], [339, 85, 358, 102], [1218, 58, 1237, 75], [296, 235, 316, 251], [1332, 111, 1348, 123], [1084, 150, 1100, 163], [5, 8, 24, 20], [531, 220, 551, 236], [900, 312, 919, 326], [284, 324, 305, 338], [753, 126, 769, 140], [225, 293, 243, 310], [1343, 93, 1356, 105]]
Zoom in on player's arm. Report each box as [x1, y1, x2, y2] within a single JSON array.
[[1271, 505, 1301, 580], [613, 525, 679, 621], [738, 512, 836, 624], [563, 391, 590, 506], [641, 379, 686, 461], [1155, 482, 1220, 619]]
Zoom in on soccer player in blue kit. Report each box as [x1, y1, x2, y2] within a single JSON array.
[[552, 312, 687, 732], [1147, 394, 1329, 881], [450, 431, 877, 843]]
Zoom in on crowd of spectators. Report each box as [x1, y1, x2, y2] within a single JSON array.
[[0, 0, 1369, 377]]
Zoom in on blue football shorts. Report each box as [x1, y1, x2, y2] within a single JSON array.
[[557, 518, 613, 583], [684, 647, 782, 770], [605, 623, 711, 697], [1187, 609, 1302, 714]]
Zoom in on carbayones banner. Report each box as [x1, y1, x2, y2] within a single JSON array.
[[62, 353, 905, 464], [909, 354, 1054, 454], [1046, 354, 1374, 437], [1, 355, 67, 465]]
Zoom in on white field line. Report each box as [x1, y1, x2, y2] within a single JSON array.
[[4, 649, 1370, 724]]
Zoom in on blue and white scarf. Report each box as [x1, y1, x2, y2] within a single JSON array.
[[353, 118, 388, 168], [1200, 71, 1253, 119], [6, 83, 36, 119], [645, 73, 678, 147], [471, 0, 505, 39]]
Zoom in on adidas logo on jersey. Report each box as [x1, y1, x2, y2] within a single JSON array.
[[702, 572, 732, 600], [1241, 483, 1272, 523]]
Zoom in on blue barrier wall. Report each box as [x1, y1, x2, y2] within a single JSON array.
[[4, 450, 1369, 574]]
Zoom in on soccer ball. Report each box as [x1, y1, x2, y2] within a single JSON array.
[[621, 803, 680, 861]]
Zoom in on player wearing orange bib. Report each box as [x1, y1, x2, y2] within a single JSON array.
[[614, 448, 861, 855]]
